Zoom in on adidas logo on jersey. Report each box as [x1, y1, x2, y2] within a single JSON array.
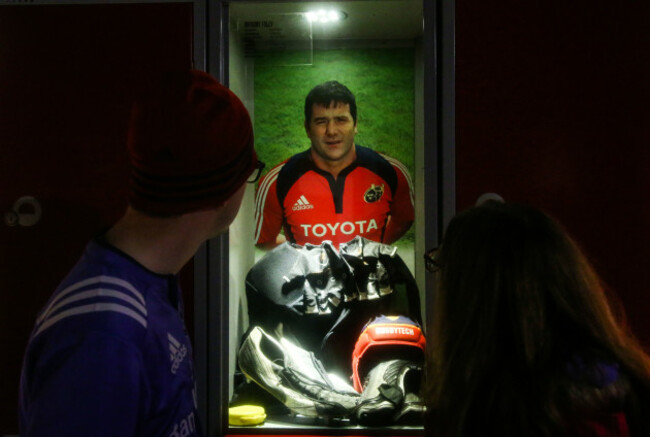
[[292, 195, 314, 211], [168, 332, 188, 375]]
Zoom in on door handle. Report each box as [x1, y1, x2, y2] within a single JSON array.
[[4, 196, 42, 227]]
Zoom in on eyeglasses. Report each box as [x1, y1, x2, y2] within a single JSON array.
[[424, 247, 441, 273], [247, 161, 266, 184]]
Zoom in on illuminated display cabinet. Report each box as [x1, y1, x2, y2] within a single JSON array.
[[197, 1, 452, 436]]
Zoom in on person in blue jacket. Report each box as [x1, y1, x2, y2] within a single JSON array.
[[18, 70, 262, 437]]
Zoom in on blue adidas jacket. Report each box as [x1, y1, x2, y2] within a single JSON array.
[[19, 240, 202, 436]]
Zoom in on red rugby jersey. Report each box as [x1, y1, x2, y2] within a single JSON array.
[[254, 146, 414, 248]]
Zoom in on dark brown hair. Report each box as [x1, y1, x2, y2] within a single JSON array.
[[304, 80, 357, 124], [426, 201, 650, 436]]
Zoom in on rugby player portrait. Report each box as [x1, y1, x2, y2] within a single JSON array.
[[254, 80, 414, 249]]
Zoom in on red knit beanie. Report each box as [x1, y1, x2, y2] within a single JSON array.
[[127, 70, 257, 216]]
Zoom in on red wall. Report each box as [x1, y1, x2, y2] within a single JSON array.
[[0, 4, 193, 433], [455, 2, 650, 346]]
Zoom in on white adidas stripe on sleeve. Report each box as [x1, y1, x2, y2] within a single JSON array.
[[33, 276, 148, 338], [37, 275, 145, 325], [254, 164, 284, 242], [40, 288, 147, 324], [34, 302, 147, 338], [383, 155, 415, 207]]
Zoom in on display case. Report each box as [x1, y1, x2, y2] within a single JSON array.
[[195, 0, 455, 435]]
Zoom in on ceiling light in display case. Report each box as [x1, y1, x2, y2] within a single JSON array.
[[305, 9, 347, 24]]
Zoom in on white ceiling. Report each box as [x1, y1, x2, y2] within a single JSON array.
[[230, 0, 423, 42]]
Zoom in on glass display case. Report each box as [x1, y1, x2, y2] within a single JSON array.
[[197, 0, 453, 435]]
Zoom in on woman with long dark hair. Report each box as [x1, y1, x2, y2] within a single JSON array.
[[425, 201, 650, 436]]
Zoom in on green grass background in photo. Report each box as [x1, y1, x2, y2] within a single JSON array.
[[253, 47, 416, 247]]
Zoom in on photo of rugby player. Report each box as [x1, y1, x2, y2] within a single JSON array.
[[254, 80, 414, 251]]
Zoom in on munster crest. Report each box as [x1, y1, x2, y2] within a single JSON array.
[[364, 184, 384, 203]]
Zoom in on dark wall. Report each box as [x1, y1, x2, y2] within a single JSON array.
[[455, 2, 650, 346], [0, 4, 193, 433]]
